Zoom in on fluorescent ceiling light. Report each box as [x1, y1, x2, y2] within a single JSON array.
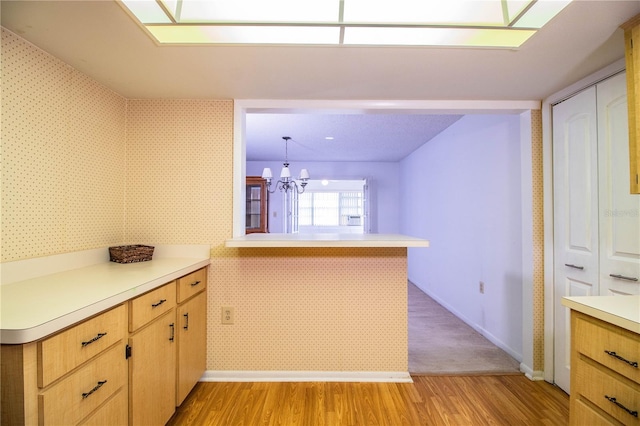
[[344, 27, 536, 47], [119, 0, 572, 47], [147, 25, 340, 44]]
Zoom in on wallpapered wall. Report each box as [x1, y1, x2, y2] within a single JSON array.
[[530, 108, 544, 372], [1, 28, 127, 261], [1, 28, 409, 372]]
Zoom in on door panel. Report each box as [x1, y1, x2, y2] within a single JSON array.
[[597, 72, 640, 297], [553, 86, 599, 394]]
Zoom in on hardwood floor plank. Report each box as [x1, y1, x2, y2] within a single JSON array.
[[168, 375, 569, 426]]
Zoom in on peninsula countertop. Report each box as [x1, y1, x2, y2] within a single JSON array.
[[225, 233, 430, 248], [562, 295, 640, 334], [0, 245, 210, 344]]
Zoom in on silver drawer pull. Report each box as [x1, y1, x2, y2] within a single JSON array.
[[604, 350, 638, 368], [564, 263, 584, 270], [82, 380, 107, 399], [81, 332, 107, 347], [151, 299, 167, 308], [609, 274, 639, 282], [605, 395, 638, 418]]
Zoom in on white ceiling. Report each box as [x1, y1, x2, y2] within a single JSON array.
[[2, 0, 638, 162]]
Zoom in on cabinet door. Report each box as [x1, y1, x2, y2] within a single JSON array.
[[553, 86, 600, 394], [246, 176, 268, 233], [176, 292, 206, 406], [597, 72, 640, 296], [129, 309, 176, 426], [622, 15, 640, 194]]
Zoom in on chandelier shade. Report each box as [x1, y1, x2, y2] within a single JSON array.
[[261, 137, 310, 194]]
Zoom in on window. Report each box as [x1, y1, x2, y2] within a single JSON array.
[[297, 180, 367, 234]]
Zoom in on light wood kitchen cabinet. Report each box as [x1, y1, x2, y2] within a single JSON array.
[[1, 262, 209, 426], [79, 387, 128, 426], [38, 304, 127, 388], [176, 292, 207, 405], [1, 305, 128, 425], [40, 343, 127, 425], [622, 14, 640, 194], [246, 176, 269, 233], [128, 282, 177, 426], [176, 268, 208, 406], [569, 310, 640, 425]]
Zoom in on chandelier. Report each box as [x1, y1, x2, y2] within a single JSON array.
[[261, 137, 310, 194]]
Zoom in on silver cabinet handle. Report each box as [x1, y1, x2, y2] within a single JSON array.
[[565, 263, 584, 270], [609, 274, 639, 282]]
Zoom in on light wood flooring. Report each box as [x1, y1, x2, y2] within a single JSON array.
[[167, 375, 569, 425]]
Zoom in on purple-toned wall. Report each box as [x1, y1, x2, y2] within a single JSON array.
[[401, 114, 524, 361]]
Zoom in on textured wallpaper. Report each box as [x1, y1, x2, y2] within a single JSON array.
[[530, 109, 545, 371], [1, 26, 544, 373], [1, 29, 126, 262], [125, 99, 408, 371]]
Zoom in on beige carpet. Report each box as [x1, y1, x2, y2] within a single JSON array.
[[408, 282, 521, 375]]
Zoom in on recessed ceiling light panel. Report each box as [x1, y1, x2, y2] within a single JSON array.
[[118, 0, 572, 47]]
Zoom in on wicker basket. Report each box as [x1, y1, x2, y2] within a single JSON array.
[[109, 245, 154, 264]]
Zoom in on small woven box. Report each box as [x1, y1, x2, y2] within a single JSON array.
[[109, 245, 154, 264]]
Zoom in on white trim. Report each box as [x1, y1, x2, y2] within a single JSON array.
[[235, 99, 540, 114], [233, 99, 541, 237], [200, 370, 413, 383], [541, 58, 626, 384]]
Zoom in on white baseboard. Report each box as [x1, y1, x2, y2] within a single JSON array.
[[200, 370, 413, 383]]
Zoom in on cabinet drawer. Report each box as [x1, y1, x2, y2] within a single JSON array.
[[78, 387, 127, 426], [570, 397, 618, 426], [38, 304, 126, 388], [177, 267, 207, 303], [39, 343, 127, 425], [575, 358, 640, 425], [574, 313, 640, 384], [129, 281, 176, 332]]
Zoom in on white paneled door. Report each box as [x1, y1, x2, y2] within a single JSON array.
[[552, 86, 600, 394], [552, 71, 639, 395], [597, 73, 640, 296]]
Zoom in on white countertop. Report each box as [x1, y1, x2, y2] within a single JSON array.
[[0, 246, 210, 344], [226, 233, 430, 248], [562, 295, 640, 334]]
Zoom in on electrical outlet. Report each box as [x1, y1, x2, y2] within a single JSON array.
[[222, 306, 234, 324], [479, 281, 485, 294]]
